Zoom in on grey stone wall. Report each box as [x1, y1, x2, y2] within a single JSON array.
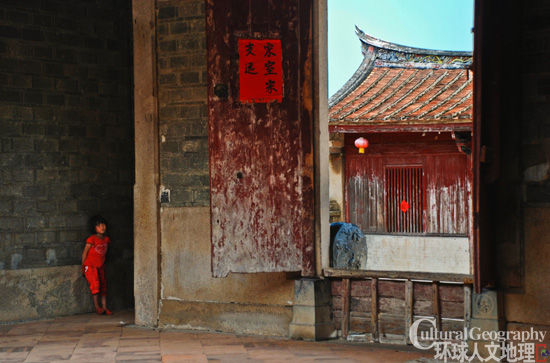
[[157, 0, 209, 207], [0, 1, 133, 311]]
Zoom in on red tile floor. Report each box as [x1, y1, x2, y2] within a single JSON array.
[[0, 311, 435, 362]]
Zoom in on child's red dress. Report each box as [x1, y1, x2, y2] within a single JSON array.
[[83, 235, 110, 295]]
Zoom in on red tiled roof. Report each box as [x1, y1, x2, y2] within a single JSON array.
[[329, 29, 473, 130]]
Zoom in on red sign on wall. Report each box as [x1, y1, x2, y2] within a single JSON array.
[[238, 39, 283, 103]]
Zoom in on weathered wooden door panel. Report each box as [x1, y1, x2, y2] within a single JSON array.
[[346, 155, 384, 232], [207, 0, 314, 277], [425, 154, 470, 235]]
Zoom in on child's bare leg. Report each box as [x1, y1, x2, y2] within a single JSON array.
[[93, 294, 105, 314], [92, 294, 101, 310], [101, 295, 112, 315]]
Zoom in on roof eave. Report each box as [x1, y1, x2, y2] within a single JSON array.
[[329, 121, 473, 134], [329, 48, 376, 108]]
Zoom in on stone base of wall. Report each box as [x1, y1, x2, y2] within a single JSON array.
[[289, 278, 335, 341], [159, 299, 292, 337], [0, 265, 93, 322]]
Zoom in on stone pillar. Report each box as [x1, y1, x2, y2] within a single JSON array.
[[133, 0, 160, 327], [469, 289, 504, 360], [289, 278, 335, 340]]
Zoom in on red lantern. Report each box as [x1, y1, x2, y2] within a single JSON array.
[[354, 137, 369, 154], [400, 200, 409, 213]]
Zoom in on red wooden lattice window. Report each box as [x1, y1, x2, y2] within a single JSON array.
[[385, 166, 424, 233]]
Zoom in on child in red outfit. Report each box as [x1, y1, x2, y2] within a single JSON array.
[[82, 215, 112, 315]]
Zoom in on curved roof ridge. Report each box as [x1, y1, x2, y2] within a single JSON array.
[[355, 26, 472, 57]]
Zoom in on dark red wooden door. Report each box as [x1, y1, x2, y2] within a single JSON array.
[[345, 133, 470, 236], [206, 0, 314, 277]]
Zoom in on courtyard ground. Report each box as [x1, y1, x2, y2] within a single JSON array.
[[0, 311, 435, 362]]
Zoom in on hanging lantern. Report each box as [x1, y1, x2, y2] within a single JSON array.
[[400, 200, 409, 213], [354, 137, 369, 154]]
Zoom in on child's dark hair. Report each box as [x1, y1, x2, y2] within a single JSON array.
[[89, 215, 108, 234]]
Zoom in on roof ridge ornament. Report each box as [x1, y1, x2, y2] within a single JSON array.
[[354, 26, 472, 70]]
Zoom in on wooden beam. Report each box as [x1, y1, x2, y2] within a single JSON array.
[[405, 280, 413, 344], [329, 122, 472, 134], [371, 278, 379, 342], [432, 281, 441, 330], [324, 267, 473, 283], [341, 278, 351, 339], [313, 0, 330, 276]]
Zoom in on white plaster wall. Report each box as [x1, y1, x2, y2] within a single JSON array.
[[364, 234, 471, 274], [329, 153, 344, 211]]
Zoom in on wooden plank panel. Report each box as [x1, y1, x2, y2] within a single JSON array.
[[333, 310, 343, 330], [441, 301, 465, 319], [413, 300, 433, 316], [207, 0, 314, 277], [413, 282, 432, 301], [378, 280, 405, 299], [379, 313, 406, 336], [350, 318, 370, 333], [350, 312, 371, 333], [332, 296, 343, 311], [351, 297, 372, 313], [379, 297, 406, 314], [351, 280, 371, 296], [331, 279, 343, 296], [440, 284, 465, 302]]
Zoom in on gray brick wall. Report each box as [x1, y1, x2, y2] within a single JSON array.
[[0, 0, 134, 303], [157, 0, 209, 207]]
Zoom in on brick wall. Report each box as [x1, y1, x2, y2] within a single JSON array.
[[157, 0, 209, 207], [0, 0, 133, 307]]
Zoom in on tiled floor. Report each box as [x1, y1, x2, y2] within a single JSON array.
[[0, 311, 434, 362]]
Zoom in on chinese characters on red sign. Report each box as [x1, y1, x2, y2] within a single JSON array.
[[238, 39, 283, 103]]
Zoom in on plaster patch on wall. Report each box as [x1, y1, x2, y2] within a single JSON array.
[[365, 234, 470, 274]]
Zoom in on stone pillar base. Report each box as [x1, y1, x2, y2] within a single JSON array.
[[289, 278, 335, 341], [469, 289, 504, 361]]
